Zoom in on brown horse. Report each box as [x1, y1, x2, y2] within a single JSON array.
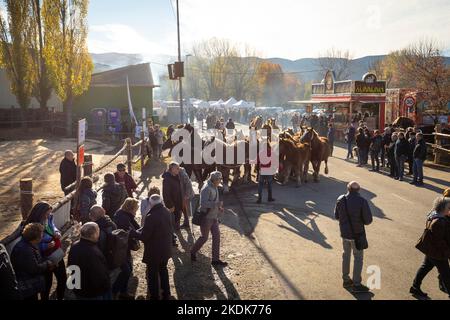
[[279, 138, 310, 187], [250, 115, 264, 130], [300, 128, 330, 182]]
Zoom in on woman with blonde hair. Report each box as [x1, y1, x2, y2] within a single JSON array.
[[112, 198, 140, 300]]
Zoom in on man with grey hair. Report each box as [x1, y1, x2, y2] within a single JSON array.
[[191, 171, 227, 267], [68, 222, 112, 300], [137, 194, 173, 300], [334, 181, 373, 293], [59, 150, 77, 195], [89, 206, 117, 265]]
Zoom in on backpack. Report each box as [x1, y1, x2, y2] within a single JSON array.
[[0, 244, 20, 300], [105, 229, 129, 269]]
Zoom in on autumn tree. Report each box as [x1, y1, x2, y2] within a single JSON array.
[[395, 39, 449, 114], [0, 0, 34, 121], [28, 0, 52, 110], [317, 48, 353, 80], [43, 0, 93, 136]]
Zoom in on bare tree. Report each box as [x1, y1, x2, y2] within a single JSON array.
[[317, 48, 353, 80]]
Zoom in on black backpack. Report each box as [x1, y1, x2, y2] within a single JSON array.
[[0, 244, 20, 300], [105, 229, 129, 269]]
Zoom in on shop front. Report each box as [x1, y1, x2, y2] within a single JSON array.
[[289, 71, 387, 140]]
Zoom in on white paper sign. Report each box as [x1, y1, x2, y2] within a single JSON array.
[[78, 119, 86, 144]]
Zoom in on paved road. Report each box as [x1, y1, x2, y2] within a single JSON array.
[[227, 139, 450, 300]]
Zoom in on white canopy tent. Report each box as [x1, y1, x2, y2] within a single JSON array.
[[210, 99, 224, 108], [232, 100, 251, 108], [194, 100, 210, 109], [223, 97, 238, 108]]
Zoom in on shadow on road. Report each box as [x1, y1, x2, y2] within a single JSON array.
[[172, 228, 241, 300]]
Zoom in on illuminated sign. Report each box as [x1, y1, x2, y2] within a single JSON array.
[[354, 81, 386, 94]]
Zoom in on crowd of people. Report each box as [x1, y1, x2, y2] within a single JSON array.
[[345, 121, 428, 186], [0, 151, 229, 301]]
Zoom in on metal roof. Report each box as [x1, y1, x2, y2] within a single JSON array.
[[91, 63, 158, 88]]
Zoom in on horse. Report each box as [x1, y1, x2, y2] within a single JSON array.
[[300, 128, 330, 182], [279, 138, 310, 187], [250, 115, 264, 130]]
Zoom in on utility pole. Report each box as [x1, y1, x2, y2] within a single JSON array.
[[176, 0, 183, 123]]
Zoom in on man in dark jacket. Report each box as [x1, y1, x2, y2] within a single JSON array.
[[89, 206, 117, 262], [369, 130, 383, 172], [355, 128, 366, 167], [68, 222, 111, 300], [381, 127, 392, 167], [346, 123, 356, 159], [395, 132, 410, 181], [225, 118, 235, 130], [162, 162, 183, 231], [102, 173, 128, 218], [0, 243, 20, 300], [327, 123, 336, 157], [137, 195, 173, 300], [411, 133, 427, 186], [334, 181, 373, 293], [59, 150, 77, 195], [407, 131, 416, 175]]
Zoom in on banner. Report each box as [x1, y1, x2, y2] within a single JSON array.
[[126, 76, 139, 127]]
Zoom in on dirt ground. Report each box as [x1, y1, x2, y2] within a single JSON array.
[[0, 138, 122, 240]]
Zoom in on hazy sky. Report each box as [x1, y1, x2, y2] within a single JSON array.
[[49, 0, 450, 59]]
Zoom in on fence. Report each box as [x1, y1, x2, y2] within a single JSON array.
[[423, 124, 450, 166], [19, 133, 149, 230]]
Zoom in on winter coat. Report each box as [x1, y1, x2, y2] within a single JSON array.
[[370, 135, 383, 154], [356, 133, 367, 149], [162, 171, 183, 213], [334, 191, 373, 241], [59, 158, 77, 192], [113, 210, 141, 253], [68, 238, 110, 298], [96, 216, 117, 259], [179, 167, 195, 200], [102, 183, 128, 218], [199, 180, 221, 220], [421, 211, 450, 261], [79, 189, 97, 221], [155, 130, 164, 145], [138, 203, 173, 264], [11, 239, 49, 299], [413, 139, 427, 161], [327, 127, 336, 144], [114, 172, 137, 197], [395, 138, 410, 158]]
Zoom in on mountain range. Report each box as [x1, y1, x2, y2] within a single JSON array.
[[91, 53, 450, 84]]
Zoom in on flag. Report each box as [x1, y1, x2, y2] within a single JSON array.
[[126, 76, 139, 127]]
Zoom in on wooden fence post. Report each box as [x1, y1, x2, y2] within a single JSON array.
[[83, 154, 93, 177], [20, 178, 33, 220], [126, 138, 132, 175], [140, 130, 146, 171], [434, 124, 442, 164]]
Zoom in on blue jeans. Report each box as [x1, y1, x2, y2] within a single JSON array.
[[258, 175, 273, 198], [347, 142, 353, 158], [112, 255, 133, 295], [396, 155, 407, 179], [413, 158, 424, 182]]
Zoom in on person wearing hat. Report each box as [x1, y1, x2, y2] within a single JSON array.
[[191, 171, 227, 267], [334, 181, 373, 293]]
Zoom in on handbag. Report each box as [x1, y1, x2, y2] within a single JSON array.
[[343, 197, 368, 251], [415, 219, 436, 256], [192, 209, 208, 226]]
